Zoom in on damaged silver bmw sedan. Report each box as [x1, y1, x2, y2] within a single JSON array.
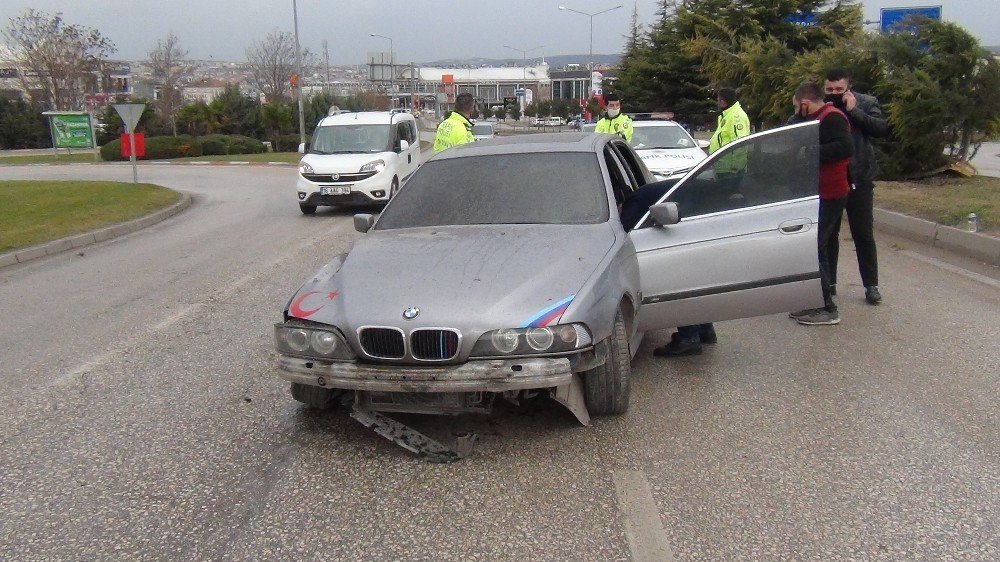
[[275, 125, 824, 427]]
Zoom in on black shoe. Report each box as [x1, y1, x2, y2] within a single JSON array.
[[654, 339, 703, 357], [700, 330, 718, 344], [865, 286, 882, 305]]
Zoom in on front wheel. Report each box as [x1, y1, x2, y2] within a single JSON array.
[[299, 203, 317, 215], [583, 308, 632, 415]]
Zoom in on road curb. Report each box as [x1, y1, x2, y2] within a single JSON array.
[[0, 192, 192, 270], [874, 207, 1000, 266]]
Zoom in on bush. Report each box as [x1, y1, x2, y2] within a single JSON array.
[[226, 134, 266, 155], [274, 133, 308, 152], [100, 134, 268, 160], [200, 138, 228, 155]]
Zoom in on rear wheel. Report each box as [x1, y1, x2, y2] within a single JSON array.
[[290, 382, 333, 409], [299, 203, 317, 215], [583, 308, 632, 415]]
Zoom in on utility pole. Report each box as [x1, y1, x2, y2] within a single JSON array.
[[292, 0, 306, 148], [323, 40, 331, 94], [558, 4, 623, 94]]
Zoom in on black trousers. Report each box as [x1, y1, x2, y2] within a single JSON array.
[[828, 181, 879, 287], [818, 196, 848, 312]]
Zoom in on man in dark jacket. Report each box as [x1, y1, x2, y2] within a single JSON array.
[[790, 69, 888, 305], [788, 81, 854, 326]]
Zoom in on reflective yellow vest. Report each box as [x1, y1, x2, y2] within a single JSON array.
[[709, 101, 751, 174], [433, 111, 474, 153], [594, 113, 634, 143]]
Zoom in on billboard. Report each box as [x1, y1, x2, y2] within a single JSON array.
[[47, 113, 94, 149], [881, 5, 942, 33]]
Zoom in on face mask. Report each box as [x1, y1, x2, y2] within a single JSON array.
[[824, 92, 846, 110], [606, 108, 620, 118]]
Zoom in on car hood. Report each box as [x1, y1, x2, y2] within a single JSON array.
[[288, 223, 617, 336], [635, 147, 707, 173], [300, 152, 392, 173]]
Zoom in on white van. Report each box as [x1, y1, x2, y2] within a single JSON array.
[[296, 111, 420, 213]]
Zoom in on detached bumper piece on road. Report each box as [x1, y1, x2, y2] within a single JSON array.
[[350, 406, 477, 463]]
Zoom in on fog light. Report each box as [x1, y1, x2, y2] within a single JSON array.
[[298, 192, 306, 200], [372, 190, 386, 198]]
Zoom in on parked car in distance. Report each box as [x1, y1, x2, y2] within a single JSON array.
[[296, 111, 420, 213], [471, 122, 497, 140], [542, 116, 566, 127], [630, 119, 710, 180], [275, 124, 825, 427]]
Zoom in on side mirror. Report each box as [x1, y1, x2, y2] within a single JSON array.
[[697, 139, 710, 149], [399, 139, 409, 152], [649, 202, 681, 226], [353, 213, 375, 233], [298, 142, 306, 154]]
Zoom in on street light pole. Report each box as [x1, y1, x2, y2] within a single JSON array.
[[292, 0, 306, 149], [503, 44, 544, 82], [370, 33, 394, 107], [558, 4, 623, 95]]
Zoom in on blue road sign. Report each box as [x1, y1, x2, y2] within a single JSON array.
[[881, 5, 942, 34], [787, 11, 817, 27]]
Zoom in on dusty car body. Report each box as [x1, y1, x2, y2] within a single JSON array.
[[275, 124, 825, 424]]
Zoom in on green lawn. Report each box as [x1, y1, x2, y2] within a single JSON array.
[[0, 153, 99, 165], [0, 180, 180, 253], [876, 175, 999, 234]]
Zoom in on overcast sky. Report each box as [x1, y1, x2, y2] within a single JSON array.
[[1, 1, 997, 64]]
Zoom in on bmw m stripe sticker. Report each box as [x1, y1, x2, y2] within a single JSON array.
[[520, 294, 575, 328]]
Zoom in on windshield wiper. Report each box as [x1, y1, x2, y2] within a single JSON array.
[[308, 149, 332, 155]]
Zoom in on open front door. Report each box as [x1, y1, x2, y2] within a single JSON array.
[[632, 122, 825, 333]]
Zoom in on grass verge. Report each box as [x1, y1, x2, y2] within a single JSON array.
[[0, 180, 180, 253], [875, 175, 998, 235]]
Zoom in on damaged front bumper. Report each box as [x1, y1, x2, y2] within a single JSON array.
[[276, 355, 575, 393]]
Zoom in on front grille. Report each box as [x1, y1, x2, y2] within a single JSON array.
[[302, 171, 376, 183], [410, 329, 461, 361], [359, 327, 405, 359]]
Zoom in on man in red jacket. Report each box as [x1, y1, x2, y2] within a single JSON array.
[[789, 81, 854, 326]]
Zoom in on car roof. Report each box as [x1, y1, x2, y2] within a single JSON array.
[[317, 111, 413, 126], [433, 133, 618, 160]]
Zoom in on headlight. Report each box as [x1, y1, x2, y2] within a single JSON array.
[[471, 323, 592, 357], [274, 323, 355, 360], [360, 159, 386, 174], [299, 161, 314, 175]]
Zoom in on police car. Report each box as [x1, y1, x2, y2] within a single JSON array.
[[629, 115, 709, 181]]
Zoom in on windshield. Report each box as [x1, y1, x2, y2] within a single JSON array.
[[631, 125, 696, 150], [376, 153, 609, 229], [309, 124, 391, 154], [471, 124, 493, 136]]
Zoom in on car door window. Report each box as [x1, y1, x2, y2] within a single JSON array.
[[610, 141, 650, 188], [603, 146, 635, 206], [634, 122, 819, 228]]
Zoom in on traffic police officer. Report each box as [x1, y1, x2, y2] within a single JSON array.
[[594, 93, 633, 143], [656, 87, 751, 357], [434, 92, 476, 153]]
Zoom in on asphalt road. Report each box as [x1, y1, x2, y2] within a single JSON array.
[[0, 163, 997, 561]]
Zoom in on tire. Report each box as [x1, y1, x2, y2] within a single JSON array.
[[299, 203, 317, 215], [389, 177, 400, 199], [290, 382, 334, 409], [583, 308, 632, 415]]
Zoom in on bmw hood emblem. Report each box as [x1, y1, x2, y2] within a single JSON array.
[[403, 307, 419, 319]]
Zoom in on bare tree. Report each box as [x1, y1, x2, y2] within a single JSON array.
[[245, 28, 317, 103], [146, 32, 193, 136], [2, 9, 116, 110]]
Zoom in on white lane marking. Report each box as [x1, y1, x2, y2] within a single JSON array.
[[899, 250, 1000, 290], [51, 350, 116, 388], [151, 303, 206, 332], [613, 470, 677, 562]]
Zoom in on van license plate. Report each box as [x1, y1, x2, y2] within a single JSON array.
[[320, 186, 351, 195]]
